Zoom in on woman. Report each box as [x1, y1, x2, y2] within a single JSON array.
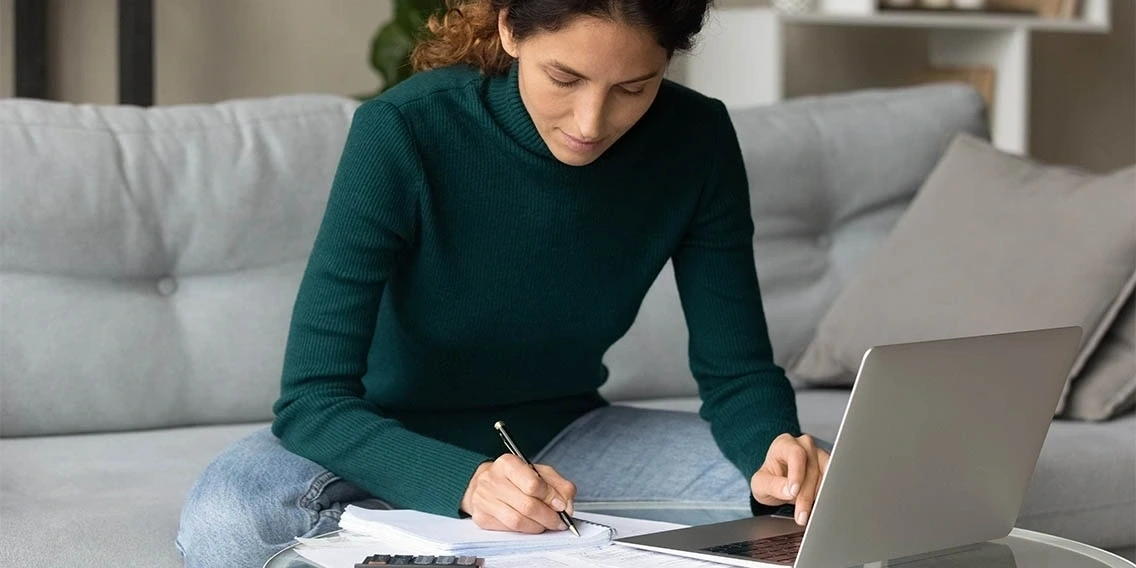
[[177, 1, 830, 566]]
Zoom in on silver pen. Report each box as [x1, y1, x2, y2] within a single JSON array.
[[493, 420, 581, 537]]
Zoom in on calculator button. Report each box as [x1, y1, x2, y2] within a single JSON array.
[[412, 556, 436, 564], [456, 557, 479, 565], [390, 555, 415, 564], [434, 556, 456, 565], [355, 554, 391, 567]]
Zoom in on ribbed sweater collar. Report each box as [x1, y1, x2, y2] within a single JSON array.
[[484, 61, 556, 160]]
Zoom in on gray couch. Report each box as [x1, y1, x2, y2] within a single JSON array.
[[1, 85, 1132, 568]]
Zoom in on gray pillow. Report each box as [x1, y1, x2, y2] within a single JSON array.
[[1062, 294, 1136, 420], [789, 133, 1136, 417]]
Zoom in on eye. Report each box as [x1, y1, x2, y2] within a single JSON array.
[[620, 86, 645, 96], [549, 75, 580, 88]]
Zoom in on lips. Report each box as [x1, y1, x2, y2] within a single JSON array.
[[561, 131, 603, 153]]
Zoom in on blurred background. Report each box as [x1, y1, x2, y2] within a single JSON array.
[[0, 0, 1132, 172]]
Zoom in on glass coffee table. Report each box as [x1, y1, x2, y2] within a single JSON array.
[[265, 502, 1135, 568]]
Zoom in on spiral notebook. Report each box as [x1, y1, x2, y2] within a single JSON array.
[[337, 505, 615, 556]]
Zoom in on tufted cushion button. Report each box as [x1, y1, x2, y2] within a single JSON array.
[[815, 234, 833, 249], [157, 276, 178, 296]]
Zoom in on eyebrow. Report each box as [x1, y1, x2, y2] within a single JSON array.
[[547, 61, 659, 84]]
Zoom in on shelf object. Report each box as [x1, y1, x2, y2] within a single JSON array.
[[912, 65, 996, 105], [784, 8, 1108, 31], [14, 0, 46, 99], [118, 0, 154, 106], [679, 0, 1111, 155]]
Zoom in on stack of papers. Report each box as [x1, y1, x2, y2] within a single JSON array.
[[336, 505, 614, 556], [294, 510, 715, 568]]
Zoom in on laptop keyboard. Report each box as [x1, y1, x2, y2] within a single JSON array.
[[701, 532, 804, 566]]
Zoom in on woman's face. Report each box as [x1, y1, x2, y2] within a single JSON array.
[[499, 13, 668, 166]]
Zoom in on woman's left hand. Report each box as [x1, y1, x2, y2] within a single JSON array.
[[750, 433, 831, 527]]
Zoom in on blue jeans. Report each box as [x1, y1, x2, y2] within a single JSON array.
[[176, 406, 815, 568]]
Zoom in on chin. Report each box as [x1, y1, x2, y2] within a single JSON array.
[[552, 152, 601, 166], [550, 143, 609, 166]]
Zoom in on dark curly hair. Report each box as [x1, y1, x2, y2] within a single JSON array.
[[411, 0, 713, 75]]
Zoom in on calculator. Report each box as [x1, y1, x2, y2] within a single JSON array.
[[355, 554, 485, 566]]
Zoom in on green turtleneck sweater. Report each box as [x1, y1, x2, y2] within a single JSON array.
[[271, 63, 801, 517]]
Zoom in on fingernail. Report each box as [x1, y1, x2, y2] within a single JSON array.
[[552, 498, 566, 511], [786, 483, 799, 498], [797, 511, 809, 525]]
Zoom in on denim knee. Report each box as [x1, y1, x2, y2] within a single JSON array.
[[176, 428, 356, 568]]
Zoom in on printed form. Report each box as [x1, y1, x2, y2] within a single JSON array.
[[295, 511, 727, 567]]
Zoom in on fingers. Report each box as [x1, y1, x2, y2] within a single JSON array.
[[792, 436, 821, 526], [534, 464, 577, 515], [465, 454, 573, 533], [750, 434, 828, 522], [496, 455, 569, 531], [750, 469, 788, 506], [467, 491, 548, 534], [750, 433, 802, 505], [782, 436, 808, 502]]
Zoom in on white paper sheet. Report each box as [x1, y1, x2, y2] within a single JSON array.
[[294, 511, 703, 568], [490, 544, 730, 567], [337, 505, 613, 554]]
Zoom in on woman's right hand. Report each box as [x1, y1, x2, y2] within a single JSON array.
[[460, 454, 577, 533]]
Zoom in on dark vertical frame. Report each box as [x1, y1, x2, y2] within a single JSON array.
[[14, 0, 47, 99], [118, 0, 154, 106]]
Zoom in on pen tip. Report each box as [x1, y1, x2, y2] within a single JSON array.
[[570, 524, 581, 537]]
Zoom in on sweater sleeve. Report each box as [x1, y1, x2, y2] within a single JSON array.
[[272, 100, 491, 517], [671, 100, 802, 494]]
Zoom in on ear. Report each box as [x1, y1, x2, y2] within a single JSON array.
[[498, 9, 518, 58]]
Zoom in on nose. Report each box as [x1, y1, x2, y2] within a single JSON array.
[[574, 89, 607, 141]]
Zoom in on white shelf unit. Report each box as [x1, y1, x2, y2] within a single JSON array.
[[679, 0, 1112, 155], [785, 8, 1109, 31]]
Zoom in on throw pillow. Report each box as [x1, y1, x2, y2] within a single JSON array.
[[1062, 294, 1136, 420], [789, 132, 1136, 418]]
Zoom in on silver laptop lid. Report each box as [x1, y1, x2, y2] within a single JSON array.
[[796, 326, 1082, 568]]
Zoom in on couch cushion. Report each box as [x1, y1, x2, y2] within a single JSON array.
[[600, 84, 988, 402], [789, 133, 1136, 419], [0, 423, 266, 568], [0, 95, 360, 436], [1064, 293, 1136, 421], [622, 391, 1136, 550]]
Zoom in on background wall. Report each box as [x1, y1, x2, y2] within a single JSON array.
[[44, 0, 116, 104], [3, 0, 1132, 171], [155, 0, 390, 105], [1031, 0, 1135, 172]]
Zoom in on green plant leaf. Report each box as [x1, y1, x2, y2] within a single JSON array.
[[370, 23, 415, 86], [364, 0, 448, 97]]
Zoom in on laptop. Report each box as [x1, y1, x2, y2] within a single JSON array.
[[615, 326, 1082, 568]]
